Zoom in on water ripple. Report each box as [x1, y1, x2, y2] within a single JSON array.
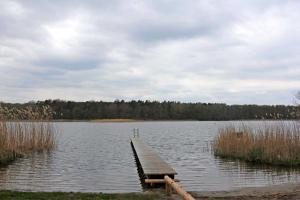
[[0, 121, 299, 192]]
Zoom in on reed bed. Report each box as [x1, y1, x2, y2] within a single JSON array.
[[213, 122, 300, 166], [0, 120, 56, 165]]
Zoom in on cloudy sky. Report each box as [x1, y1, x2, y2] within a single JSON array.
[[0, 0, 299, 104]]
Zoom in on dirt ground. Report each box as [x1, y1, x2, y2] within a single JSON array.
[[188, 183, 300, 200], [155, 182, 300, 200]]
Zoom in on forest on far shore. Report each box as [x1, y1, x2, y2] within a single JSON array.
[[0, 100, 299, 121]]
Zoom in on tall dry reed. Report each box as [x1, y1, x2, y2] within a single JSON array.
[[0, 120, 56, 164], [213, 122, 300, 166]]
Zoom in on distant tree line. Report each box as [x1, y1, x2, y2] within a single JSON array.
[[1, 100, 298, 120]]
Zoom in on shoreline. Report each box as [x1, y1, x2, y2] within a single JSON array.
[[0, 190, 163, 200], [191, 182, 300, 199], [1, 182, 300, 199], [2, 119, 297, 123]]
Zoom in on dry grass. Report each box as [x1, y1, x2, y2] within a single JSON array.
[[0, 104, 54, 120], [213, 122, 300, 166], [0, 120, 56, 165]]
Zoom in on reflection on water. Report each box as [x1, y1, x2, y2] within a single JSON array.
[[0, 121, 299, 192], [214, 158, 300, 190]]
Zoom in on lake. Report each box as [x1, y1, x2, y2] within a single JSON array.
[[0, 121, 299, 192]]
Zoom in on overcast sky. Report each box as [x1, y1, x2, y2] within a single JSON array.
[[0, 0, 299, 104]]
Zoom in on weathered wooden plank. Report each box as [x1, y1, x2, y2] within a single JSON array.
[[131, 137, 177, 176]]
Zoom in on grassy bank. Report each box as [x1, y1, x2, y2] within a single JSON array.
[[213, 122, 300, 166], [0, 121, 56, 165], [0, 190, 162, 200]]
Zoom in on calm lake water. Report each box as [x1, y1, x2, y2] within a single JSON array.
[[0, 121, 299, 192]]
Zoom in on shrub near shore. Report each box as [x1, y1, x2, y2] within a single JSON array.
[[0, 121, 56, 165], [213, 122, 300, 166]]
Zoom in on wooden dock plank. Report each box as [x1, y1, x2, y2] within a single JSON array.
[[131, 137, 195, 199], [131, 138, 177, 177]]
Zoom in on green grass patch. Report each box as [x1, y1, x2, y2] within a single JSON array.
[[0, 190, 163, 200]]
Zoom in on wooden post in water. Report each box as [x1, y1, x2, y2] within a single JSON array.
[[164, 175, 195, 200]]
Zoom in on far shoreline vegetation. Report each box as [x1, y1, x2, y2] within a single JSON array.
[[0, 99, 299, 121]]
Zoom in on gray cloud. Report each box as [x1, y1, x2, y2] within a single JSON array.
[[0, 0, 299, 104], [34, 59, 100, 70]]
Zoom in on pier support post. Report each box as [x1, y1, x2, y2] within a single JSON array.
[[164, 175, 195, 200]]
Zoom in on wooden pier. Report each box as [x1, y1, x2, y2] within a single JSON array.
[[131, 136, 196, 200], [131, 137, 177, 182]]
